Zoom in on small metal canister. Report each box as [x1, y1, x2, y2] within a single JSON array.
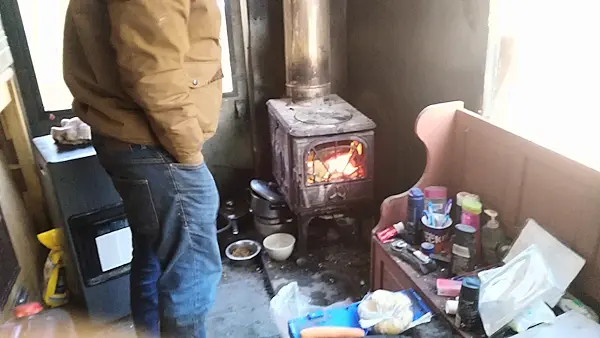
[[405, 188, 424, 245], [451, 224, 477, 275], [455, 276, 481, 331]]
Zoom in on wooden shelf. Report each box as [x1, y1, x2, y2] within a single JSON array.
[[0, 67, 47, 231]]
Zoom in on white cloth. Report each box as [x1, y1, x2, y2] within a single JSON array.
[[51, 117, 92, 145]]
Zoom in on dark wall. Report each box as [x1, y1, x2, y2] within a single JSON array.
[[202, 0, 255, 199], [345, 0, 490, 203]]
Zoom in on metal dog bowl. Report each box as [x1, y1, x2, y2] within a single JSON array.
[[225, 239, 262, 265]]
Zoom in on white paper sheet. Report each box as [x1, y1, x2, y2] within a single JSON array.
[[504, 219, 585, 306], [95, 227, 133, 272], [513, 311, 600, 338]]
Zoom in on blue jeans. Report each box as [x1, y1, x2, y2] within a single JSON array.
[[93, 135, 222, 338]]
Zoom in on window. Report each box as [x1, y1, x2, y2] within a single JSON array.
[[218, 0, 234, 94], [484, 0, 600, 171], [17, 0, 70, 111], [16, 0, 235, 113]]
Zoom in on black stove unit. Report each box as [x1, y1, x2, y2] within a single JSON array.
[[268, 95, 376, 253]]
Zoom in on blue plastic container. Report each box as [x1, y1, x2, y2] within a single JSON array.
[[287, 289, 432, 338]]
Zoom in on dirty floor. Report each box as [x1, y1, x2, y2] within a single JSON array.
[[263, 242, 371, 307], [79, 216, 456, 337], [88, 262, 279, 337], [262, 216, 372, 306]]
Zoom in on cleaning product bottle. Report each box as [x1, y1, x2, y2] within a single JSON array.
[[37, 229, 68, 307], [454, 192, 479, 225], [481, 209, 506, 265], [461, 197, 483, 263]]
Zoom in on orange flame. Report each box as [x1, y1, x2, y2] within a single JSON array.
[[306, 140, 365, 184], [324, 153, 358, 176]]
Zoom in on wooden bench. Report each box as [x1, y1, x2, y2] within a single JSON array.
[[370, 101, 600, 334]]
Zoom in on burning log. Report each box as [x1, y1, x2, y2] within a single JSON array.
[[306, 141, 366, 184]]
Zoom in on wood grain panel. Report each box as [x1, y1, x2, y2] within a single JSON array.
[[592, 239, 600, 303], [371, 239, 415, 292], [519, 162, 600, 256], [461, 130, 521, 221], [451, 112, 528, 234]]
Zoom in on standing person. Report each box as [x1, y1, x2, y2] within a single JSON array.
[[63, 0, 224, 336]]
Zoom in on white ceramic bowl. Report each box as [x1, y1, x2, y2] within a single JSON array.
[[263, 233, 296, 261]]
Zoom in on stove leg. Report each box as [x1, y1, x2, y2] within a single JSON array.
[[297, 215, 313, 255], [354, 217, 362, 242], [351, 212, 365, 245]]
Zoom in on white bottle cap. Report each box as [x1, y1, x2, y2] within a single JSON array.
[[445, 300, 459, 315], [484, 209, 500, 228], [484, 209, 498, 219], [393, 221, 405, 233]]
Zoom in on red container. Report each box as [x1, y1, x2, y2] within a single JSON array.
[[376, 222, 405, 243]]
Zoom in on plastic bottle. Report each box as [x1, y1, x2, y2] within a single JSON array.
[[454, 192, 479, 225], [0, 302, 77, 338], [481, 209, 506, 265], [424, 186, 447, 213], [460, 197, 483, 262]]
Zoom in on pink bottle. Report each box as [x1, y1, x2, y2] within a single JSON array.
[[460, 197, 483, 261]]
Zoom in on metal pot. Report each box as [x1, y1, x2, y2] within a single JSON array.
[[249, 180, 290, 219], [250, 192, 289, 219], [254, 216, 295, 239]]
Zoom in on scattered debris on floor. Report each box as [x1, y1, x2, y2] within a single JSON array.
[[262, 242, 370, 307]]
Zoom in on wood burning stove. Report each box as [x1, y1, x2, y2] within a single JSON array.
[[268, 0, 376, 253], [268, 95, 375, 252]]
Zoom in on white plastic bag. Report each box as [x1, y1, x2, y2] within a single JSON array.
[[270, 282, 311, 338], [270, 282, 351, 338], [358, 290, 414, 334], [479, 245, 558, 336], [509, 300, 556, 333]]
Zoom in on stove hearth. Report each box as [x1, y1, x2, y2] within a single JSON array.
[[268, 94, 376, 253]]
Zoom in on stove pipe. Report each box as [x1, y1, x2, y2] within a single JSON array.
[[283, 0, 331, 102]]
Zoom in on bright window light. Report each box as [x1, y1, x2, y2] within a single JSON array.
[[485, 0, 600, 171], [17, 0, 235, 112]]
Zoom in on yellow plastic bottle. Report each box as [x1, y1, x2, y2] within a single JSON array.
[[37, 229, 68, 307]]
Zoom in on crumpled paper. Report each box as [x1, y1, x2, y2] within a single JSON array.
[[51, 117, 92, 145]]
